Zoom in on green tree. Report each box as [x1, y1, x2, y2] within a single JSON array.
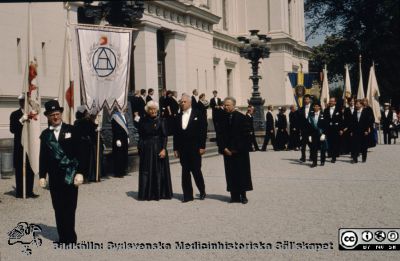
[[306, 0, 400, 106]]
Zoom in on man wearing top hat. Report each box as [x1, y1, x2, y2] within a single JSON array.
[[9, 94, 38, 198], [38, 99, 84, 243], [381, 102, 394, 144], [111, 108, 129, 178]]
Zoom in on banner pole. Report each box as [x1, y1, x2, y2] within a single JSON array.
[[96, 113, 100, 182]]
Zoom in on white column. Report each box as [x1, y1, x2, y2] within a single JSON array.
[[133, 21, 160, 100], [164, 30, 187, 95]]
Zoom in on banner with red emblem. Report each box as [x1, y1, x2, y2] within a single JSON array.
[[76, 25, 132, 113]]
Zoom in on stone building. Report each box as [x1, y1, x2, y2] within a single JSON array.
[[0, 0, 310, 140]]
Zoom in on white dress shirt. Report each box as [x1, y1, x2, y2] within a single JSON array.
[[384, 110, 389, 117], [314, 112, 320, 123], [49, 123, 62, 141], [182, 107, 192, 130], [350, 106, 354, 114], [330, 106, 335, 117], [305, 104, 310, 118]]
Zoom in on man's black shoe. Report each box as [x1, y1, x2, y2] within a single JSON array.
[[299, 158, 306, 162], [320, 162, 325, 166], [241, 197, 248, 204], [27, 193, 39, 198], [182, 198, 194, 203], [310, 163, 317, 168], [199, 193, 206, 200]]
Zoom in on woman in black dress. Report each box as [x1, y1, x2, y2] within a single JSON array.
[[136, 101, 173, 200]]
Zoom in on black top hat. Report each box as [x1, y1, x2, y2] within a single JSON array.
[[44, 100, 64, 115]]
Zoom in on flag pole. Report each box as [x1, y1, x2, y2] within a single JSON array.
[[96, 110, 103, 182]]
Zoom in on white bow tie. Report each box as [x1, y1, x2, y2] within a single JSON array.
[[49, 125, 61, 131]]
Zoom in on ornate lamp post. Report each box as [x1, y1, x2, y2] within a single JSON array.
[[237, 30, 271, 131], [78, 1, 145, 27]]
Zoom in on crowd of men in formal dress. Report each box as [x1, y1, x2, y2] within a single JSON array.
[[7, 89, 399, 244]]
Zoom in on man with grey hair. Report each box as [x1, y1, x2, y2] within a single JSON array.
[[173, 93, 207, 202], [218, 97, 253, 204]]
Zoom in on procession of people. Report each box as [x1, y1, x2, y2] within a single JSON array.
[[7, 87, 400, 244]]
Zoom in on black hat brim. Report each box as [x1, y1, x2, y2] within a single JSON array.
[[44, 107, 64, 116]]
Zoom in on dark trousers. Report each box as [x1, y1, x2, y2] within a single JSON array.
[[310, 140, 326, 164], [288, 129, 300, 150], [351, 134, 368, 162], [261, 130, 275, 150], [327, 130, 340, 159], [14, 162, 35, 197], [249, 134, 259, 151], [179, 150, 205, 200], [300, 132, 311, 160], [383, 129, 392, 144], [49, 181, 78, 243]]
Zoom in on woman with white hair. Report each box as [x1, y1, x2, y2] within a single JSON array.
[[136, 101, 172, 200]]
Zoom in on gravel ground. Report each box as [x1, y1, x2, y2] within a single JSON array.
[[1, 143, 400, 261]]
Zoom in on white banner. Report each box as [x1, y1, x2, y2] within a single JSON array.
[[76, 25, 132, 113]]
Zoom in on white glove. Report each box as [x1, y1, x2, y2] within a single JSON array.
[[134, 115, 140, 122], [74, 173, 84, 187], [116, 140, 122, 147], [96, 126, 101, 132], [19, 114, 29, 124], [390, 125, 393, 128], [320, 134, 326, 141], [39, 178, 47, 188], [127, 138, 130, 144], [308, 136, 312, 143]]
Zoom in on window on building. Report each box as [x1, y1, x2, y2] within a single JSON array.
[[222, 0, 228, 30], [157, 31, 166, 97], [227, 69, 233, 96]]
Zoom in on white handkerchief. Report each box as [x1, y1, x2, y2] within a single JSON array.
[[65, 132, 72, 139], [194, 117, 198, 120]]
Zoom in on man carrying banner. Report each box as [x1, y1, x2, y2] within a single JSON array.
[[9, 94, 38, 199], [39, 100, 84, 243]]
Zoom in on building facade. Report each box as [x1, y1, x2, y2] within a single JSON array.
[[0, 0, 310, 139]]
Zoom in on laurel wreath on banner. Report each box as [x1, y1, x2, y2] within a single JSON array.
[[86, 42, 122, 81]]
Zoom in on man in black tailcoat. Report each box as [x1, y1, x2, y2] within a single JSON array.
[[261, 105, 275, 151], [349, 99, 371, 163], [245, 105, 259, 151], [323, 97, 343, 163], [9, 94, 38, 198], [218, 97, 253, 204], [210, 90, 223, 136], [39, 100, 84, 243], [173, 93, 207, 202], [191, 89, 200, 110], [146, 88, 154, 103], [308, 102, 328, 167], [381, 102, 394, 144], [342, 97, 356, 154], [297, 94, 313, 162], [288, 105, 300, 150]]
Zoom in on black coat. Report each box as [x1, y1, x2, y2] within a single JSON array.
[[297, 104, 313, 135], [323, 106, 344, 132], [381, 110, 394, 130], [349, 109, 371, 152], [146, 95, 153, 103], [265, 111, 275, 132], [9, 109, 23, 167], [39, 123, 83, 184], [343, 107, 356, 130], [210, 97, 222, 117], [111, 115, 129, 176], [132, 96, 146, 118], [218, 111, 253, 192], [191, 96, 200, 110], [173, 108, 207, 152]]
